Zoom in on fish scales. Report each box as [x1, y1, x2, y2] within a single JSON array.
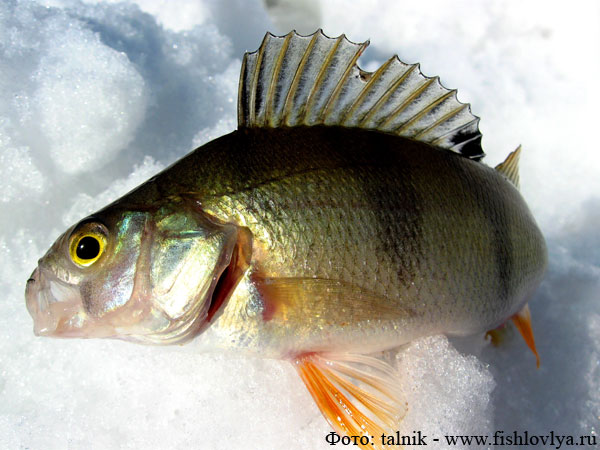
[[26, 31, 547, 446], [113, 125, 545, 354]]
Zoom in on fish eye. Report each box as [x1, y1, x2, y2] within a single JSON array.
[[69, 223, 107, 267]]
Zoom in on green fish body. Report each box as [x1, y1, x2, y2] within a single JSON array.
[[118, 125, 546, 356]]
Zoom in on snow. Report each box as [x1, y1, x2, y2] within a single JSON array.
[[1, 0, 598, 449]]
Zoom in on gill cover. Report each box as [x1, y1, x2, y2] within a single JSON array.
[[26, 196, 250, 344], [133, 196, 248, 344]]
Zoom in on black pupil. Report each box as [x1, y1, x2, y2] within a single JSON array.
[[76, 236, 100, 260]]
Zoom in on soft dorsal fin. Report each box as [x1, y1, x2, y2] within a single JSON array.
[[239, 30, 485, 161], [495, 145, 521, 189]]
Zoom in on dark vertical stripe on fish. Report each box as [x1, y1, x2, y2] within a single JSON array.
[[341, 129, 423, 290], [455, 160, 514, 303]]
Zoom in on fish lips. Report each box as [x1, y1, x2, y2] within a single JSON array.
[[25, 266, 91, 338]]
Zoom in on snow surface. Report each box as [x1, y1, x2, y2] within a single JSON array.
[[1, 0, 598, 449]]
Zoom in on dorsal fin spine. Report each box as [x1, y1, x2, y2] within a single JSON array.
[[239, 30, 485, 160], [414, 102, 467, 140], [395, 88, 457, 134], [358, 63, 418, 127], [431, 117, 478, 146], [237, 50, 248, 127], [321, 39, 369, 121], [300, 35, 344, 123], [281, 33, 319, 124], [450, 130, 480, 150], [340, 57, 393, 125], [380, 76, 437, 130], [265, 33, 292, 125], [248, 33, 269, 125]]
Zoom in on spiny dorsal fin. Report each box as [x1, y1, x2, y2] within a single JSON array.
[[239, 30, 485, 161], [495, 145, 521, 189]]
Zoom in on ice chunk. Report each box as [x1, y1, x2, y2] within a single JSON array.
[[0, 145, 45, 202], [35, 26, 147, 174], [396, 336, 494, 447], [0, 119, 45, 202]]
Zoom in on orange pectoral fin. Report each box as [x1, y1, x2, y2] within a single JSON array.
[[294, 352, 406, 450], [251, 275, 414, 325], [511, 304, 540, 368]]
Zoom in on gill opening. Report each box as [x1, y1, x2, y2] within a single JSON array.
[[206, 226, 253, 323]]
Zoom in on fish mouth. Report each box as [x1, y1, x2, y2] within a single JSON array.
[[25, 266, 86, 337]]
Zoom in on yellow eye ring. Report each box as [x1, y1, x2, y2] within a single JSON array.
[[69, 229, 107, 267]]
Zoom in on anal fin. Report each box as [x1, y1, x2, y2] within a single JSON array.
[[511, 303, 540, 368], [294, 352, 406, 450]]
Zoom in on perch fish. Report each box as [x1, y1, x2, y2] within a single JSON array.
[[26, 30, 547, 447]]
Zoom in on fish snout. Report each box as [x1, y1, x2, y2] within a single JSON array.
[[25, 266, 56, 336], [25, 266, 82, 337], [27, 267, 38, 285], [25, 267, 41, 324]]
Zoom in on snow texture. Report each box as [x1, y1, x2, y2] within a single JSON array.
[[1, 0, 598, 449]]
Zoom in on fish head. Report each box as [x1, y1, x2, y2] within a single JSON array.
[[26, 197, 242, 344]]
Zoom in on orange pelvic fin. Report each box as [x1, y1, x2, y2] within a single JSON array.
[[294, 352, 406, 450], [511, 303, 540, 368]]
